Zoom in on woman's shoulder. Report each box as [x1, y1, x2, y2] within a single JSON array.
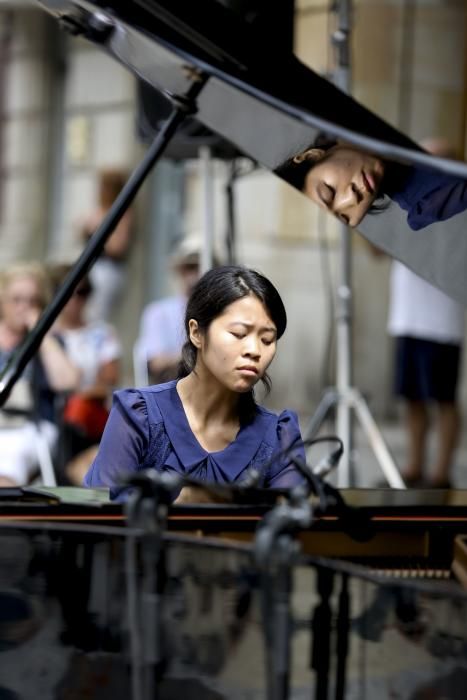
[[392, 167, 467, 230], [254, 405, 300, 441], [113, 381, 178, 422], [255, 404, 299, 421], [147, 379, 178, 390], [118, 380, 177, 397]]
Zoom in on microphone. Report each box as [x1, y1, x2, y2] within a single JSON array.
[[311, 442, 344, 479], [239, 468, 261, 489]]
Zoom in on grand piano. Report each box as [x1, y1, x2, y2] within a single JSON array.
[[1, 1, 467, 698], [2, 484, 467, 699]]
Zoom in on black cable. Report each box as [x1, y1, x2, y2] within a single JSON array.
[[260, 433, 344, 481]]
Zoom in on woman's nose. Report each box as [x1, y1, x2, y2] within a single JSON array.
[[243, 337, 261, 358], [336, 187, 356, 209]]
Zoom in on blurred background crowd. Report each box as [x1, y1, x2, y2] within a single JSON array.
[[0, 0, 465, 488]]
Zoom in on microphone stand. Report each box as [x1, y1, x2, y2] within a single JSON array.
[[285, 454, 371, 700], [124, 470, 183, 700], [255, 482, 313, 700], [303, 0, 404, 489]]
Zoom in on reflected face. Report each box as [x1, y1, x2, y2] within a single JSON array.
[[191, 294, 277, 393], [302, 145, 385, 227]]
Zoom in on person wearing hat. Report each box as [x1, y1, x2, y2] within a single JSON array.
[[136, 238, 202, 384]]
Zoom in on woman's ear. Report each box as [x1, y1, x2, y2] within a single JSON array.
[[188, 319, 202, 349], [293, 148, 326, 164]]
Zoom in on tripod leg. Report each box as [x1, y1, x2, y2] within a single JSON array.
[[303, 389, 339, 441], [349, 389, 406, 488], [336, 392, 353, 488]]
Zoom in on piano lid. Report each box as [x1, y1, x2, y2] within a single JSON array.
[[37, 0, 467, 304]]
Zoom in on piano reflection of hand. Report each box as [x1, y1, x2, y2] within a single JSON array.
[[174, 485, 228, 505]]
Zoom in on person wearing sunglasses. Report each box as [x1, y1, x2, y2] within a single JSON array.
[[0, 262, 80, 486], [50, 264, 122, 484]]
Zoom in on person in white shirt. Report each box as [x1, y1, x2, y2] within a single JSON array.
[[137, 240, 201, 384], [388, 261, 464, 488], [388, 138, 464, 489]]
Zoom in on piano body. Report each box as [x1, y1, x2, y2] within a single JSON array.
[[1, 488, 467, 698], [0, 1, 466, 698]]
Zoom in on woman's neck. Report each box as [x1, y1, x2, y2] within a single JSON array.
[[177, 369, 239, 428]]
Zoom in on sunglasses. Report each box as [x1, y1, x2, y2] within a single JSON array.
[[5, 295, 43, 306], [74, 286, 92, 298]]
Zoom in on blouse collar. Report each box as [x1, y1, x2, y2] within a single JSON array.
[[155, 382, 272, 481]]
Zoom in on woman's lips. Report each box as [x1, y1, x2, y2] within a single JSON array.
[[238, 366, 258, 375]]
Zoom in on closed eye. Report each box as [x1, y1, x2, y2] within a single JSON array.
[[351, 182, 363, 203], [262, 338, 275, 346], [230, 331, 245, 339], [323, 183, 335, 204]]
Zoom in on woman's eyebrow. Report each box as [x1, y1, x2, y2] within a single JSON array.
[[229, 321, 277, 334]]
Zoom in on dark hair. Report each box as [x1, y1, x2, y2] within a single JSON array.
[[275, 134, 391, 214], [178, 265, 287, 422], [98, 168, 128, 209], [48, 263, 93, 297]]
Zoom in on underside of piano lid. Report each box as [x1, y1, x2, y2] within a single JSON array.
[[36, 0, 467, 305]]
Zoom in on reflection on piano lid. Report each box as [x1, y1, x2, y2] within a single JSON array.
[[36, 0, 467, 305]]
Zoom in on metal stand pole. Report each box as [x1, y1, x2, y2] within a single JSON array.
[[304, 0, 405, 489], [255, 489, 313, 700], [200, 145, 215, 273], [225, 160, 237, 264]]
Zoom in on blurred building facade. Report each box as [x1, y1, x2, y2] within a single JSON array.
[[0, 1, 465, 419]]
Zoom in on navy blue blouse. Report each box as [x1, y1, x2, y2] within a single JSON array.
[[391, 168, 467, 231], [84, 380, 305, 500]]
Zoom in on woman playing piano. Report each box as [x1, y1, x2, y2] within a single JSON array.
[[276, 137, 467, 230], [84, 265, 305, 501]]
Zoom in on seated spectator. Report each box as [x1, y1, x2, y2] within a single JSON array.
[[0, 262, 80, 486], [50, 264, 122, 484], [137, 238, 202, 384]]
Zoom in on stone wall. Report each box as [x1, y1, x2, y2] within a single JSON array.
[[0, 2, 465, 420]]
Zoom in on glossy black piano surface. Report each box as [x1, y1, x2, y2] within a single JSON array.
[[36, 0, 467, 306], [1, 495, 467, 700]]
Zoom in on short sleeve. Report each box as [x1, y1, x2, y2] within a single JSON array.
[[265, 409, 306, 489], [406, 181, 467, 230], [84, 388, 150, 498], [391, 169, 467, 231]]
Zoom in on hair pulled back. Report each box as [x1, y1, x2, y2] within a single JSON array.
[[178, 265, 287, 419]]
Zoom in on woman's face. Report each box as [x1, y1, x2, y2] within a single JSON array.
[[301, 145, 385, 227], [1, 276, 42, 333], [191, 293, 278, 393]]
